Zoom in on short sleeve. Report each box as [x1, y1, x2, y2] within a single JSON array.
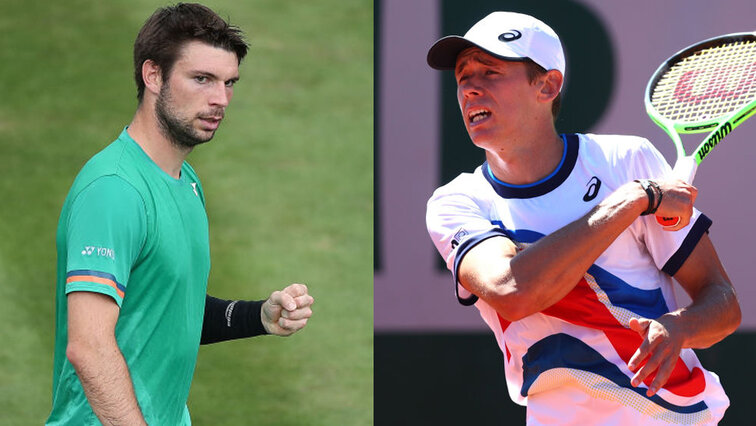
[[627, 138, 711, 275], [64, 176, 146, 306], [426, 181, 511, 305]]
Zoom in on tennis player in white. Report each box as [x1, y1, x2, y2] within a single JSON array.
[[425, 12, 741, 425]]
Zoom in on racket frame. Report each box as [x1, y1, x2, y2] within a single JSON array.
[[644, 32, 756, 183]]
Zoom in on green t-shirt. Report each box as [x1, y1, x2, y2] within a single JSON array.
[[47, 128, 211, 425]]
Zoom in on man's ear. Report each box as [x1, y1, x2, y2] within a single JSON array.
[[142, 59, 163, 97], [537, 70, 563, 103]]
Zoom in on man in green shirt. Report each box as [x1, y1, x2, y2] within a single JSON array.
[[47, 4, 314, 425]]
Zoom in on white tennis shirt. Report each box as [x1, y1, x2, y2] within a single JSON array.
[[426, 133, 728, 425]]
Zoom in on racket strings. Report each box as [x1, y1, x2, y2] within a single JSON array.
[[651, 39, 756, 122]]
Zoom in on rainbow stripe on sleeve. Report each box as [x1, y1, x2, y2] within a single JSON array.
[[66, 270, 125, 299]]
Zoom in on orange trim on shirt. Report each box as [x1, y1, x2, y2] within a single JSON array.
[[66, 275, 125, 299]]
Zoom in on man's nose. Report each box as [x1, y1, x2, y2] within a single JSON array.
[[459, 78, 483, 98], [209, 83, 230, 107]]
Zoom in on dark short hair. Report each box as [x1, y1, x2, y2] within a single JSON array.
[[133, 3, 249, 102], [523, 59, 562, 121]]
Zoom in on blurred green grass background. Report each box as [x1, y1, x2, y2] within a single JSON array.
[[0, 0, 373, 424]]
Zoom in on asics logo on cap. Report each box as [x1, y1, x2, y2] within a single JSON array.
[[498, 30, 522, 42]]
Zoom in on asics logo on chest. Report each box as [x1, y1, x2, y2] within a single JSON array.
[[583, 176, 602, 202]]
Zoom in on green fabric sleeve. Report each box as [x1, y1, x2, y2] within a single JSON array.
[[64, 175, 146, 306]]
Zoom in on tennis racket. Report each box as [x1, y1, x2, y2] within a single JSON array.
[[645, 32, 756, 227]]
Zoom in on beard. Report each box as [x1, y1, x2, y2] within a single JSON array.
[[155, 82, 220, 149]]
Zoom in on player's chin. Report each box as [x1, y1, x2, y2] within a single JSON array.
[[466, 123, 493, 141], [468, 132, 495, 149], [193, 127, 218, 142]]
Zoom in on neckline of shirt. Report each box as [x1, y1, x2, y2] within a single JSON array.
[[482, 134, 579, 199], [119, 126, 188, 186]]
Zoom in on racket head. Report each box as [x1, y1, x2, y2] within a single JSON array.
[[644, 32, 756, 137]]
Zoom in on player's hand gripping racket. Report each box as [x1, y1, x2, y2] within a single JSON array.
[[645, 32, 756, 227]]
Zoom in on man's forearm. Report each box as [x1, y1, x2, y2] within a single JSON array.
[[461, 178, 697, 321], [665, 233, 741, 349], [624, 232, 740, 395], [461, 182, 650, 320], [69, 342, 146, 425], [505, 182, 649, 312], [667, 281, 740, 349]]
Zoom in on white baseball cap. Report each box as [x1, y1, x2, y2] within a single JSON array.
[[427, 11, 566, 83]]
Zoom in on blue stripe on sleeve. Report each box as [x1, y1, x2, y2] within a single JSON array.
[[662, 214, 712, 276], [452, 228, 511, 306]]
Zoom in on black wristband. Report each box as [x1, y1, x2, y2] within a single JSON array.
[[635, 179, 659, 216], [201, 295, 268, 345], [647, 180, 663, 213]]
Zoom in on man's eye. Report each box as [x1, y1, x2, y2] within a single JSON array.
[[195, 76, 208, 83], [225, 80, 236, 87], [485, 70, 498, 75]]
